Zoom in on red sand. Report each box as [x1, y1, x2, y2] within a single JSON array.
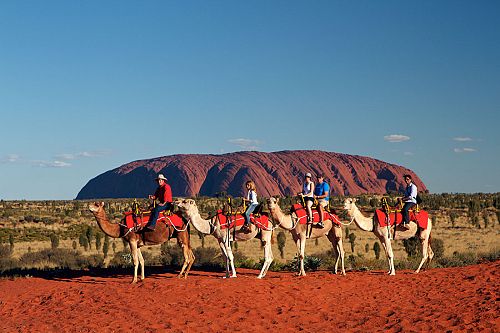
[[1, 262, 498, 333]]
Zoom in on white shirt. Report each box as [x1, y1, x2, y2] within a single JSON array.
[[404, 183, 418, 204], [247, 190, 258, 204], [302, 181, 314, 198]]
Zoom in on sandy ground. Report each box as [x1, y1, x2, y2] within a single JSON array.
[[0, 261, 498, 333]]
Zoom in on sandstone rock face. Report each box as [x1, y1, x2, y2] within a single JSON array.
[[76, 150, 427, 199]]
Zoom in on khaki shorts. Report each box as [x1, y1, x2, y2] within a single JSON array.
[[317, 199, 328, 207]]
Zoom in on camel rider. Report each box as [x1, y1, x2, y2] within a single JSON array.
[[241, 180, 258, 233], [400, 174, 417, 229], [298, 172, 314, 222], [145, 174, 173, 231], [313, 174, 329, 228]]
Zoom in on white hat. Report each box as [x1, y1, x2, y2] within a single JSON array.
[[156, 174, 168, 181], [305, 173, 312, 178]]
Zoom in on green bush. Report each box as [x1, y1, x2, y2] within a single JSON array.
[[193, 247, 225, 270], [431, 238, 445, 258]]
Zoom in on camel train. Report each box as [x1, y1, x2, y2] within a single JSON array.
[[89, 195, 433, 281]]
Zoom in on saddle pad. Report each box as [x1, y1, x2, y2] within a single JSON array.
[[375, 209, 429, 229], [291, 204, 341, 226], [216, 210, 272, 230], [123, 211, 185, 229]]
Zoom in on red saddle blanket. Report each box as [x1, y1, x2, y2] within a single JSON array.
[[215, 210, 272, 230], [123, 211, 185, 229], [375, 209, 429, 229], [291, 204, 341, 226]]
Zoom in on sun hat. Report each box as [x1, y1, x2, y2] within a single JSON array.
[[305, 173, 312, 178], [156, 174, 168, 181]]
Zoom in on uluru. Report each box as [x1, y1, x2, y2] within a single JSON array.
[[76, 150, 427, 199]]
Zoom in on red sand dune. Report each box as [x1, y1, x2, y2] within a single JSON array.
[[1, 262, 498, 332]]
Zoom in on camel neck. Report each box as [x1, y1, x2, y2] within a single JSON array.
[[92, 208, 121, 238], [350, 205, 374, 232], [188, 210, 212, 235], [270, 206, 293, 230]]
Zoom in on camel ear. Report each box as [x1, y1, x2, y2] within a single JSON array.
[[352, 198, 357, 203], [275, 197, 279, 203], [101, 201, 105, 207]]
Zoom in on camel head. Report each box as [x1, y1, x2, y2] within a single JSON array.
[[175, 198, 198, 214], [266, 197, 280, 210], [88, 201, 105, 214], [343, 198, 358, 214]]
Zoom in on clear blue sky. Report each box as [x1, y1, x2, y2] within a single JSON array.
[[1, 1, 499, 200]]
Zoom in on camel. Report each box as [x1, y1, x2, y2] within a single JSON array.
[[343, 198, 433, 275], [266, 197, 346, 276], [88, 202, 195, 283], [175, 198, 275, 279]]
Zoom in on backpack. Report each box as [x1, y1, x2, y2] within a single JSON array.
[[416, 194, 423, 205]]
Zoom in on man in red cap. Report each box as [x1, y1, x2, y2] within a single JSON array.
[[145, 174, 172, 231]]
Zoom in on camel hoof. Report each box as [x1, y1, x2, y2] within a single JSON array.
[[130, 280, 137, 284], [414, 270, 420, 274]]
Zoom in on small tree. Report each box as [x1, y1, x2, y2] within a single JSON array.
[[348, 233, 356, 253], [72, 240, 77, 250], [50, 233, 59, 249], [9, 234, 14, 252], [277, 231, 286, 259], [198, 231, 205, 248], [86, 226, 94, 249], [345, 227, 350, 239], [103, 235, 110, 258], [95, 232, 102, 252], [112, 242, 117, 253], [403, 237, 419, 257], [365, 243, 369, 253], [373, 242, 381, 259]]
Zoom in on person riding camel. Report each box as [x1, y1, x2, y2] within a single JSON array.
[[400, 174, 417, 230], [298, 172, 314, 223], [241, 180, 258, 233], [145, 174, 173, 231], [313, 174, 329, 229]]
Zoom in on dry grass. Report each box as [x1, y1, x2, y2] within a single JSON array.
[[1, 197, 499, 267]]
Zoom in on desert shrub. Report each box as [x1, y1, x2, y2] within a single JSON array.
[[18, 249, 103, 270], [50, 233, 59, 249], [348, 233, 356, 252], [277, 231, 286, 259], [436, 252, 478, 268], [403, 237, 420, 257], [373, 242, 381, 259], [283, 255, 322, 272], [431, 238, 445, 258], [103, 235, 109, 258], [0, 244, 13, 257], [95, 232, 102, 252], [109, 250, 132, 268], [193, 247, 225, 270], [159, 243, 184, 267]]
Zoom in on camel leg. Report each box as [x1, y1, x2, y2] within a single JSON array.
[[178, 244, 190, 279], [184, 249, 195, 278], [380, 235, 395, 275], [415, 231, 431, 274], [328, 227, 346, 275], [257, 236, 274, 279], [218, 239, 237, 278], [296, 235, 307, 276], [137, 248, 145, 281], [129, 242, 139, 284]]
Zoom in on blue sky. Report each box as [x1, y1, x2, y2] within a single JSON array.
[[1, 1, 499, 200]]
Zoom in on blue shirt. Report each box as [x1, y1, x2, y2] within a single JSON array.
[[314, 182, 330, 201]]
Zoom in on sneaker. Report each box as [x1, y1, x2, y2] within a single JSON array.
[[316, 222, 324, 228]]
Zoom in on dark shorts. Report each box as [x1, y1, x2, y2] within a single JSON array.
[[303, 196, 314, 203]]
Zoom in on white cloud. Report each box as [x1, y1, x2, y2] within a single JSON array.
[[454, 148, 477, 153], [384, 134, 410, 143], [228, 138, 261, 150], [55, 150, 110, 160], [453, 137, 473, 142], [1, 154, 20, 163], [35, 160, 72, 168]]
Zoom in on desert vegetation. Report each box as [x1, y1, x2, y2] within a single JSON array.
[[0, 193, 499, 276]]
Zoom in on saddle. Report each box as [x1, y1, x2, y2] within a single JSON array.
[[290, 203, 341, 226], [214, 209, 272, 230], [124, 206, 185, 231], [376, 198, 428, 229]]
